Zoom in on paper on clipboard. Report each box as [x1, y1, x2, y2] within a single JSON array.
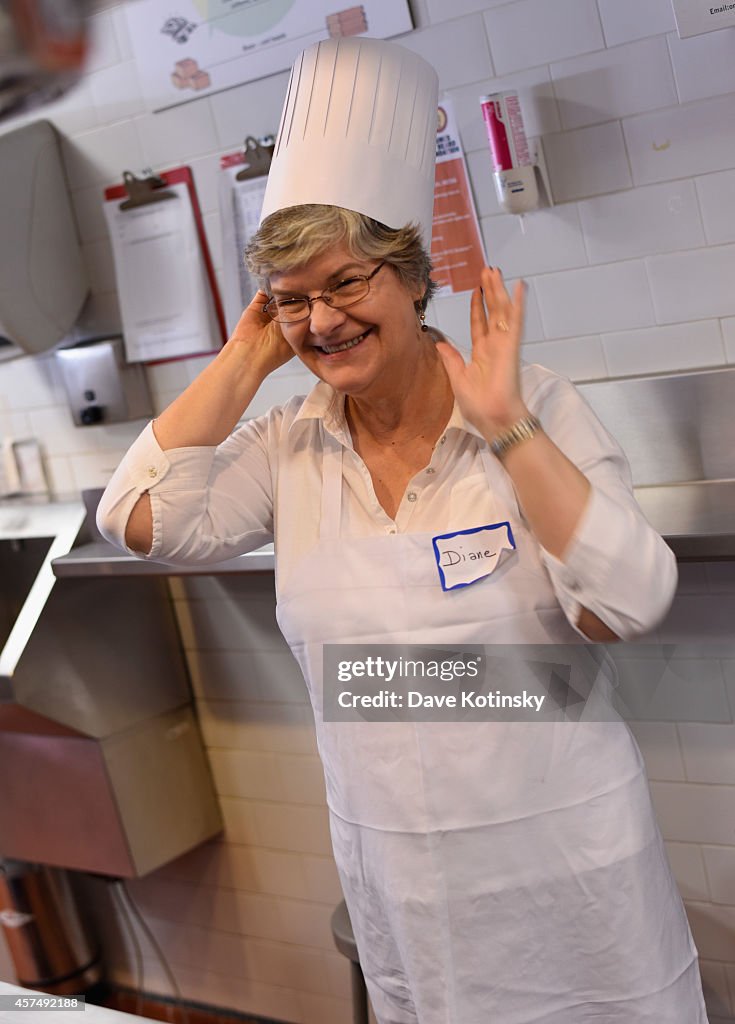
[[219, 155, 268, 335], [104, 182, 220, 362]]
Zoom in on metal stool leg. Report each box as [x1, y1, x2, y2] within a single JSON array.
[[350, 959, 369, 1024]]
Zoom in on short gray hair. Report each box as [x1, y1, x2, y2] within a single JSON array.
[[245, 204, 438, 309]]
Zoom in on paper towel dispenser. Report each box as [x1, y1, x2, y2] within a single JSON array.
[[0, 119, 89, 356]]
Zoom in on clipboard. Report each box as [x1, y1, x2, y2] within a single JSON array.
[[104, 166, 227, 364], [219, 137, 274, 336]]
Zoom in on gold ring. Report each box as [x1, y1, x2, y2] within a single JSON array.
[[496, 320, 510, 332]]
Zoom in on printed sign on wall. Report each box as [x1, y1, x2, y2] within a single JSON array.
[[671, 0, 735, 37], [125, 0, 413, 112]]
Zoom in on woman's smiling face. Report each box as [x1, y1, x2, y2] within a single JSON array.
[[268, 242, 424, 400]]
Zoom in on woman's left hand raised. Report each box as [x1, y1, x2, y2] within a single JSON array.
[[435, 266, 529, 440]]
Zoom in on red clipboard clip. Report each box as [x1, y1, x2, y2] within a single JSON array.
[[104, 165, 227, 363]]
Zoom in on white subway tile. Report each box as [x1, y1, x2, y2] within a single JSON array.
[[696, 170, 735, 245], [0, 354, 64, 410], [276, 754, 327, 806], [298, 992, 355, 1024], [277, 898, 335, 951], [705, 563, 735, 594], [702, 846, 735, 905], [84, 10, 120, 73], [246, 941, 330, 995], [535, 261, 654, 337], [623, 94, 735, 185], [302, 856, 344, 905], [647, 245, 735, 323], [187, 153, 222, 215], [432, 278, 544, 345], [397, 15, 493, 89], [678, 723, 735, 784], [323, 952, 352, 1000], [552, 37, 677, 131], [602, 321, 725, 377], [663, 841, 710, 900], [650, 782, 735, 843], [209, 748, 284, 801], [669, 28, 735, 104], [481, 204, 587, 278], [42, 81, 98, 135], [614, 657, 730, 723], [628, 721, 686, 781], [522, 336, 608, 381], [197, 699, 316, 754], [484, 0, 604, 76], [699, 959, 733, 1017], [579, 179, 705, 264], [685, 901, 735, 961], [210, 71, 290, 151], [427, 0, 509, 20], [88, 61, 145, 124], [255, 802, 333, 856], [44, 455, 76, 500], [61, 120, 145, 189], [110, 5, 134, 63], [544, 121, 632, 202], [178, 596, 289, 654], [598, 0, 677, 47], [658, 595, 735, 652], [724, 318, 735, 363], [135, 101, 219, 168]]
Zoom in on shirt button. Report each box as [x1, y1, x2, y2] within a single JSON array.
[[388, 527, 396, 534], [426, 467, 436, 475], [147, 465, 158, 479], [407, 491, 417, 502], [439, 435, 447, 445]]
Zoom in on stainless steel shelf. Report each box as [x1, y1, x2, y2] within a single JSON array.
[[52, 540, 275, 577]]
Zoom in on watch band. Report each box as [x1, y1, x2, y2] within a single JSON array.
[[489, 414, 541, 458]]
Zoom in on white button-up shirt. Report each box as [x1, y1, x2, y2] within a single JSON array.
[[97, 362, 677, 640]]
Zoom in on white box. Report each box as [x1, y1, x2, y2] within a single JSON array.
[[672, 0, 735, 37]]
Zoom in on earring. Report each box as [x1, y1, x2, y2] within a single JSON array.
[[419, 308, 429, 333]]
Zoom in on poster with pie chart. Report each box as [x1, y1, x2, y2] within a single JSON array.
[[125, 0, 414, 113]]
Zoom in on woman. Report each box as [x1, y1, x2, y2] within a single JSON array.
[[98, 201, 706, 1023]]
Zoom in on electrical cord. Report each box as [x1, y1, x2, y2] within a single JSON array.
[[109, 880, 144, 1019], [116, 879, 191, 1024]]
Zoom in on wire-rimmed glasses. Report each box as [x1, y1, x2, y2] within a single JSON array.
[[262, 262, 386, 323]]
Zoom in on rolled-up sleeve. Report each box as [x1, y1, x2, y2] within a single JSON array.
[[97, 414, 277, 564], [527, 373, 678, 641]]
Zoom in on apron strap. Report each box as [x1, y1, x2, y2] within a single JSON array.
[[320, 429, 344, 540]]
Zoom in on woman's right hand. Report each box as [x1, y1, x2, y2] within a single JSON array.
[[229, 288, 295, 378]]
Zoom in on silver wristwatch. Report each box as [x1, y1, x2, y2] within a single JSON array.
[[489, 414, 541, 458]]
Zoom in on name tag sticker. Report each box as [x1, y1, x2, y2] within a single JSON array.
[[432, 522, 516, 592]]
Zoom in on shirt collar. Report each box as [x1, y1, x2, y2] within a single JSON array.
[[289, 379, 486, 445]]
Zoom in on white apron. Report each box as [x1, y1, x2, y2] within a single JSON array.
[[275, 427, 706, 1024]]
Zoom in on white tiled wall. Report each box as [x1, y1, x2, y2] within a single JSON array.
[[2, 2, 735, 1022]]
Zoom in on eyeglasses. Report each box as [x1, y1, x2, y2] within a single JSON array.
[[263, 262, 386, 323]]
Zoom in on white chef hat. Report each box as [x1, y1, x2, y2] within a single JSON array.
[[259, 36, 439, 248]]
